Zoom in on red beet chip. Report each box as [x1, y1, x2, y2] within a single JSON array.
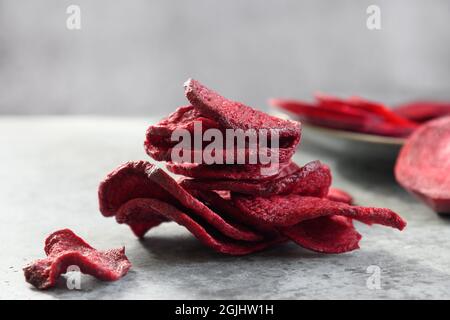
[[395, 116, 450, 214], [98, 161, 263, 242], [184, 78, 301, 150], [145, 80, 301, 164], [180, 161, 331, 197], [116, 198, 284, 255], [316, 93, 416, 127], [186, 189, 275, 234], [190, 189, 362, 254], [166, 161, 293, 181], [281, 216, 362, 254], [271, 97, 416, 137], [270, 98, 370, 130], [394, 101, 450, 123], [145, 105, 223, 162], [327, 188, 353, 204], [145, 141, 296, 165], [233, 195, 406, 230], [23, 229, 131, 290], [148, 105, 220, 140]]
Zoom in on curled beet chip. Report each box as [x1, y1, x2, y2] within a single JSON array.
[[281, 216, 362, 254], [327, 187, 353, 204], [395, 116, 450, 214], [145, 79, 301, 164], [180, 161, 331, 197], [271, 96, 417, 137], [116, 198, 284, 255], [270, 98, 370, 131], [394, 101, 450, 123], [166, 161, 292, 181], [233, 195, 406, 230], [145, 105, 223, 162], [188, 189, 362, 254], [316, 93, 416, 127], [98, 161, 263, 242], [184, 78, 301, 149], [23, 229, 131, 290]]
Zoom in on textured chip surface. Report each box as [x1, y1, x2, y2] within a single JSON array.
[[23, 229, 131, 289], [180, 161, 331, 197], [395, 116, 450, 213]]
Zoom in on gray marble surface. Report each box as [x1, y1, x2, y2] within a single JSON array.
[[1, 116, 449, 300]]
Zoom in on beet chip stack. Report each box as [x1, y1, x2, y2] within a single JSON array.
[[98, 79, 406, 255]]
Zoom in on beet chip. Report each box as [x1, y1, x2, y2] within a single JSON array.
[[23, 229, 131, 290], [166, 161, 292, 181], [145, 105, 223, 162], [271, 96, 417, 137], [187, 189, 362, 254], [145, 79, 301, 164], [282, 216, 362, 254], [116, 198, 285, 255], [394, 101, 450, 123], [184, 79, 301, 147], [233, 195, 406, 230], [327, 188, 353, 204], [98, 161, 263, 242], [180, 161, 331, 197], [395, 116, 450, 213]]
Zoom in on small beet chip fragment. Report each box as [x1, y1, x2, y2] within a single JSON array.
[[23, 229, 131, 290]]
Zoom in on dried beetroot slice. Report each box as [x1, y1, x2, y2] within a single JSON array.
[[281, 216, 362, 254], [185, 79, 301, 150], [186, 189, 272, 232], [233, 195, 406, 230], [327, 188, 353, 204], [98, 161, 263, 241], [180, 161, 331, 197], [145, 80, 301, 164], [189, 190, 366, 254], [270, 98, 370, 131], [346, 96, 417, 127], [361, 122, 416, 137], [116, 198, 284, 255], [271, 97, 415, 137], [23, 229, 131, 290], [166, 161, 292, 181], [395, 116, 450, 213], [190, 190, 365, 253], [394, 101, 450, 123], [145, 105, 222, 161], [145, 142, 296, 164], [316, 93, 416, 127], [148, 105, 220, 141], [315, 93, 377, 118]]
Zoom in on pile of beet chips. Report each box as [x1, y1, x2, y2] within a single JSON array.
[[98, 79, 406, 255]]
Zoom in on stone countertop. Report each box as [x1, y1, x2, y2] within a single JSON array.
[[1, 116, 449, 300]]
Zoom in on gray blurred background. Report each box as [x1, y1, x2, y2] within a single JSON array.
[[0, 0, 449, 116]]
